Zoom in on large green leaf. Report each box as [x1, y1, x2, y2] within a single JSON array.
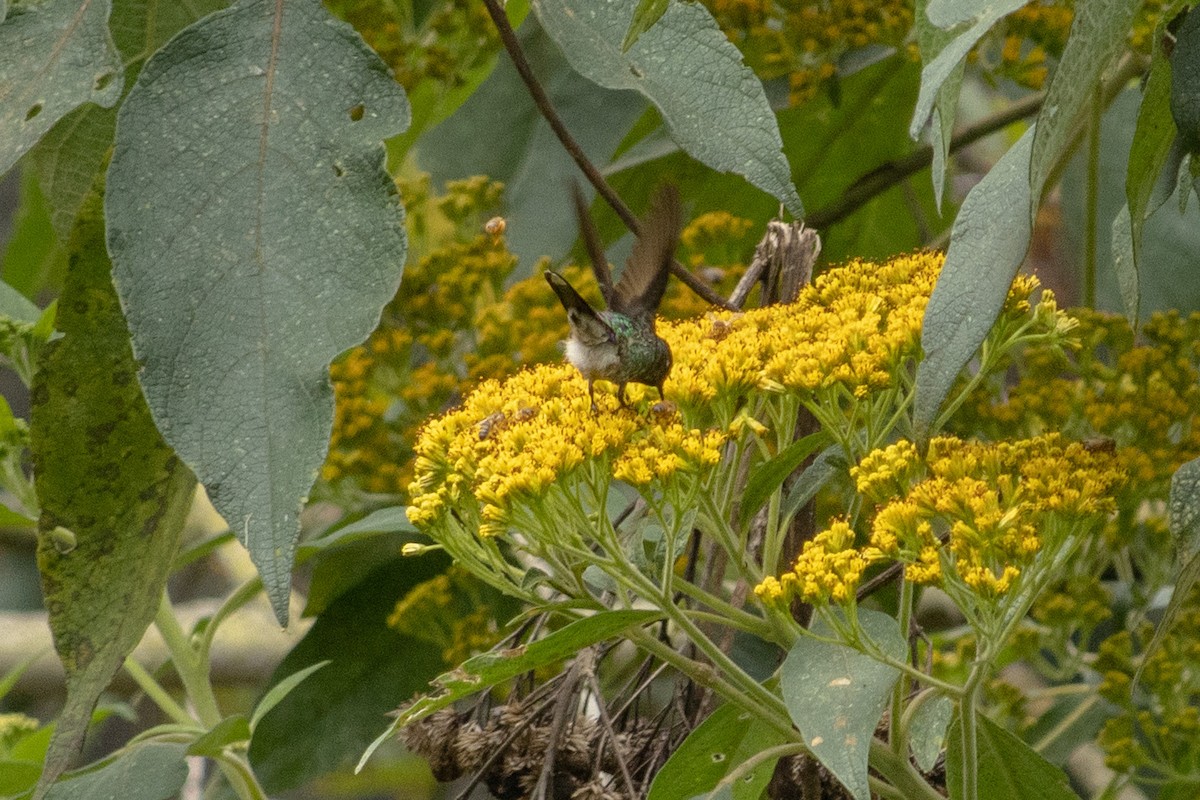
[[28, 0, 228, 244], [248, 555, 449, 793], [914, 128, 1034, 439], [418, 15, 645, 269], [533, 0, 802, 217], [779, 609, 906, 800], [30, 193, 196, 798], [43, 741, 188, 800], [1029, 0, 1139, 205], [104, 0, 411, 623], [0, 0, 123, 177], [647, 702, 787, 800], [945, 713, 1077, 800]]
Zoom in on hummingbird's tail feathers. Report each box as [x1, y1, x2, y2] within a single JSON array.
[[571, 184, 615, 307], [544, 270, 616, 347], [617, 184, 681, 322]]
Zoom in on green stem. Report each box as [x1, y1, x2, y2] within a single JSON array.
[[868, 738, 945, 800], [957, 664, 986, 800], [123, 656, 194, 726], [154, 593, 222, 728], [890, 578, 915, 755], [671, 580, 783, 642], [197, 577, 263, 666], [626, 627, 796, 740], [215, 754, 269, 800]]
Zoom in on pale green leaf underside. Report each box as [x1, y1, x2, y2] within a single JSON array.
[[0, 0, 122, 176], [533, 0, 802, 217], [105, 0, 411, 623], [914, 128, 1034, 437], [780, 609, 906, 800]]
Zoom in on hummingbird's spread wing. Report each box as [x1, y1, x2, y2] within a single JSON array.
[[544, 270, 615, 347], [614, 184, 680, 323], [571, 184, 616, 308]]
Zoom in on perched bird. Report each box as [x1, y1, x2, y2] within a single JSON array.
[[545, 185, 681, 411]]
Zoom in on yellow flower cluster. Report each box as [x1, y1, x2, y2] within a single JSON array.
[[334, 0, 499, 91], [388, 566, 503, 664], [756, 520, 879, 604], [757, 433, 1124, 606], [663, 251, 941, 413], [964, 308, 1200, 497], [1095, 586, 1200, 780], [407, 363, 725, 536], [707, 0, 913, 104], [322, 180, 758, 500]]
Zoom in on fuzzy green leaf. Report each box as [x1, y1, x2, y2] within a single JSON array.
[[0, 0, 122, 176], [534, 0, 802, 216], [105, 0, 411, 623], [31, 194, 196, 799]]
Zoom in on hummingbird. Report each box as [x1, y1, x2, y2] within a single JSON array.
[[545, 185, 680, 411]]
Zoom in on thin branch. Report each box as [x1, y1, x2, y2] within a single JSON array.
[[480, 0, 734, 309], [805, 90, 1047, 230]]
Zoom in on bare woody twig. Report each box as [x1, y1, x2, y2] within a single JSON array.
[[479, 0, 735, 310]]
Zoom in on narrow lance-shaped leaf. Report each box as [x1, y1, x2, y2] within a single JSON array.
[[31, 192, 196, 798], [105, 0, 411, 623], [1029, 0, 1139, 207], [914, 128, 1034, 439], [0, 0, 123, 176], [533, 0, 803, 217], [914, 0, 964, 210], [621, 0, 669, 52], [909, 0, 1028, 140]]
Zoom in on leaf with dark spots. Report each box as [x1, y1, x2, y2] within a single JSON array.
[[30, 191, 196, 799]]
